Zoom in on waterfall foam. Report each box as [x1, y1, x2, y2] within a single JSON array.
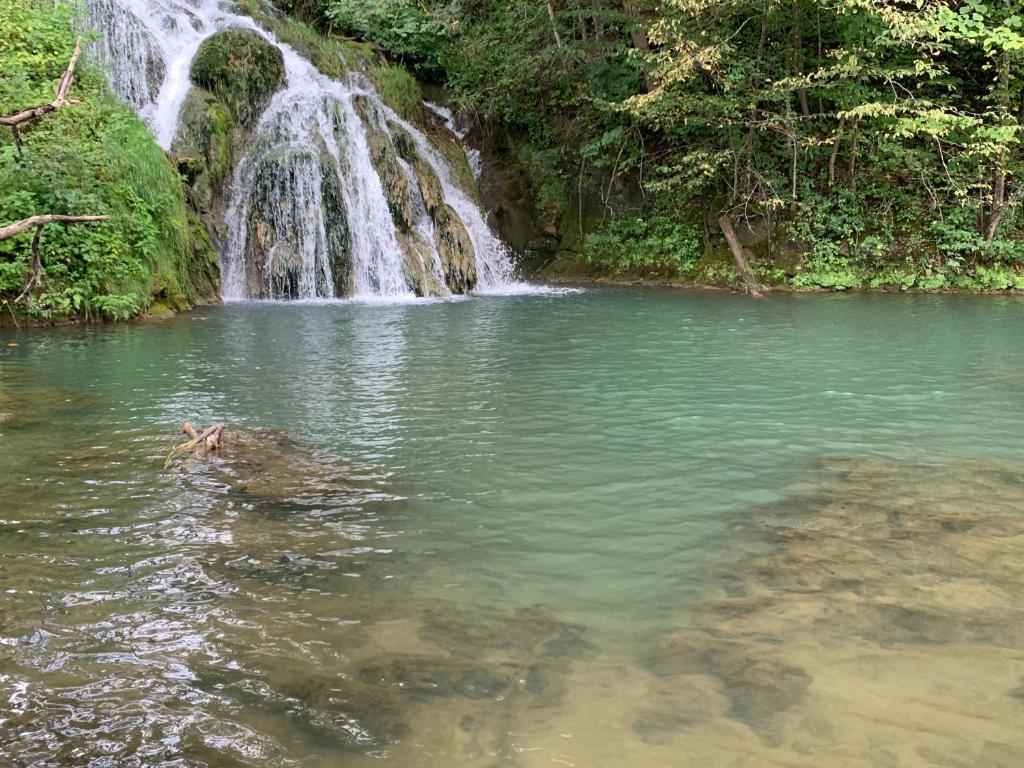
[[84, 0, 523, 300]]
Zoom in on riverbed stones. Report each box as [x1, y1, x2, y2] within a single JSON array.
[[634, 456, 1024, 755], [418, 603, 593, 660]]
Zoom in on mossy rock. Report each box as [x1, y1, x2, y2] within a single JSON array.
[[435, 204, 477, 293], [391, 125, 444, 218], [242, 144, 352, 298], [355, 97, 414, 233], [389, 124, 478, 294], [173, 89, 234, 211], [190, 28, 286, 129], [185, 210, 221, 301]]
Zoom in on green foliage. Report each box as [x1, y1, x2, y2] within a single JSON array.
[[234, 0, 372, 78], [583, 215, 701, 275], [0, 0, 202, 321], [323, 0, 448, 75], [370, 62, 423, 121]]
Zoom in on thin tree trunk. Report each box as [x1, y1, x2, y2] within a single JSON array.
[[848, 118, 858, 187], [829, 118, 845, 185], [623, 1, 651, 51], [793, 0, 811, 117], [14, 228, 45, 304], [546, 3, 564, 48], [719, 216, 764, 296], [986, 41, 1011, 241]]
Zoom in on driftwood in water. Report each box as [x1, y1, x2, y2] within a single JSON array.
[[718, 215, 764, 297], [165, 421, 225, 468], [1, 37, 83, 151]]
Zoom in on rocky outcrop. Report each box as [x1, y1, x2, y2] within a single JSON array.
[[242, 143, 352, 298], [189, 29, 286, 129], [172, 29, 287, 249], [390, 125, 478, 293]]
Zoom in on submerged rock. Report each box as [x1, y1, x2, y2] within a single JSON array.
[[356, 654, 517, 702], [418, 603, 593, 660], [636, 456, 1024, 752]]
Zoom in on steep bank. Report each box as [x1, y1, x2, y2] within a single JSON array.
[[1, 0, 520, 323], [0, 0, 218, 323]]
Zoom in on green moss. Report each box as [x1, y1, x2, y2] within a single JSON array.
[[371, 63, 423, 122], [190, 29, 285, 128]]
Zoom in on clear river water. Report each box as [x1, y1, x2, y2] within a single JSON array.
[[1, 289, 1023, 767]]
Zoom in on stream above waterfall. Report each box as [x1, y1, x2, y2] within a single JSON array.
[[2, 290, 1024, 766]]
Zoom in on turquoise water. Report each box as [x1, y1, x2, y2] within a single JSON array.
[[2, 289, 1023, 766]]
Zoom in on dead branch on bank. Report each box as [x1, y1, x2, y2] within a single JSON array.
[[0, 38, 109, 305], [718, 215, 765, 297], [165, 421, 226, 468], [0, 215, 110, 304], [1, 37, 83, 151]]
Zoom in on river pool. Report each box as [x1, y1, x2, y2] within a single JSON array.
[[1, 289, 1023, 766]]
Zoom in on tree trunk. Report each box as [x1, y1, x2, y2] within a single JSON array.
[[986, 41, 1011, 241], [719, 216, 764, 297], [546, 3, 564, 48], [0, 214, 108, 242]]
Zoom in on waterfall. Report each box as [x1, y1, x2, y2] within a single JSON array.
[[424, 101, 482, 182], [83, 0, 520, 300]]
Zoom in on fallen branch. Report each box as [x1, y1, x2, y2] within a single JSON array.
[[1, 37, 83, 147], [0, 214, 108, 242], [0, 215, 109, 304], [718, 215, 765, 297], [165, 421, 225, 468]]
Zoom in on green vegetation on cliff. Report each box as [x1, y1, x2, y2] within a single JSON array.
[[296, 0, 1024, 291], [0, 0, 216, 321]]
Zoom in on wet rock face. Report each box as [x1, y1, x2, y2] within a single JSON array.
[[190, 29, 286, 129], [172, 31, 287, 254], [84, 0, 166, 110], [391, 126, 479, 293], [366, 126, 414, 234], [435, 204, 478, 293], [353, 100, 480, 296], [242, 144, 352, 299]]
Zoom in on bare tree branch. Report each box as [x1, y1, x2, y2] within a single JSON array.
[[0, 214, 108, 242], [0, 37, 83, 133]]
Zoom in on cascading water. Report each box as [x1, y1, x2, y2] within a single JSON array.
[[83, 0, 520, 300], [424, 101, 483, 182]]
